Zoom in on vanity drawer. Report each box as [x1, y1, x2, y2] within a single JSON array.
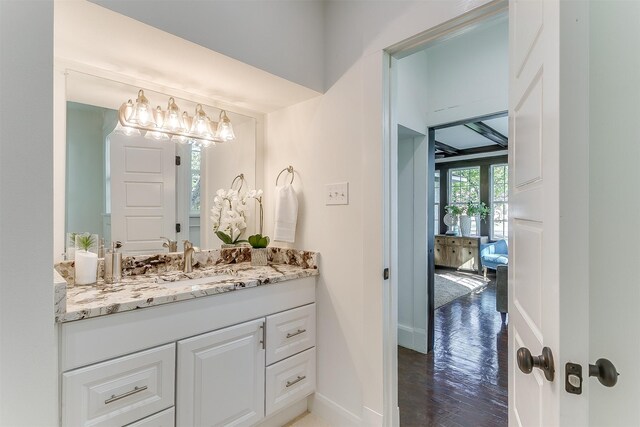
[[265, 348, 316, 416], [127, 407, 175, 427], [266, 303, 316, 365], [435, 236, 447, 245], [62, 343, 175, 427]]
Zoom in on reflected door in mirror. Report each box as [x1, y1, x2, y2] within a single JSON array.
[[110, 133, 176, 254]]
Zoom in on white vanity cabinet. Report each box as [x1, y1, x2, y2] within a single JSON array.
[[59, 277, 317, 427], [61, 344, 175, 427], [177, 319, 266, 427]]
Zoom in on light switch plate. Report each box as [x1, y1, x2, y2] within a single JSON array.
[[325, 182, 349, 205]]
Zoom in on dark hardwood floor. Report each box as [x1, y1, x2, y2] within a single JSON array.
[[398, 272, 508, 427]]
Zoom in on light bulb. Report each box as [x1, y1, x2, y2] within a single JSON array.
[[131, 90, 153, 126], [114, 122, 141, 136], [164, 97, 184, 131], [145, 130, 169, 141], [153, 106, 164, 128], [216, 110, 235, 141], [191, 104, 213, 138], [172, 135, 190, 144]]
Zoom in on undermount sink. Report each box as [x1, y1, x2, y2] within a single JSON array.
[[157, 274, 237, 289]]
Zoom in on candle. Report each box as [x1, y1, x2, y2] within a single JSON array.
[[75, 250, 98, 285]]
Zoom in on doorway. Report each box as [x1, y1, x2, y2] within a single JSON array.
[[388, 7, 509, 426]]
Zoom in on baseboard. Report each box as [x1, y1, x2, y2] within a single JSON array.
[[309, 393, 361, 427], [398, 324, 427, 353], [393, 405, 400, 427], [362, 406, 384, 427], [256, 398, 308, 427]]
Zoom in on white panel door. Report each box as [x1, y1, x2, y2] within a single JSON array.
[[509, 0, 589, 425], [177, 319, 265, 427], [110, 133, 175, 254]]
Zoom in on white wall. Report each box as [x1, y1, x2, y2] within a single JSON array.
[[66, 103, 106, 237], [89, 0, 326, 93], [589, 2, 640, 425], [424, 17, 508, 126], [397, 134, 428, 354], [396, 51, 429, 134], [0, 1, 57, 426]]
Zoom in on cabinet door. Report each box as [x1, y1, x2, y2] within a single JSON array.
[[434, 244, 447, 267], [447, 245, 462, 268], [459, 246, 476, 271], [177, 319, 265, 427]]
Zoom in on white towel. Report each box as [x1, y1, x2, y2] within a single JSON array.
[[274, 184, 298, 243]]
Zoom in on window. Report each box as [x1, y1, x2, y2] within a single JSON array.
[[434, 170, 440, 233], [190, 145, 201, 215], [448, 166, 481, 234], [491, 164, 508, 240]]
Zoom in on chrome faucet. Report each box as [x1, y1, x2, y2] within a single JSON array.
[[161, 237, 178, 252], [183, 240, 199, 273]]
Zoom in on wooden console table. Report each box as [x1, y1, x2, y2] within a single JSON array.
[[434, 235, 488, 274]]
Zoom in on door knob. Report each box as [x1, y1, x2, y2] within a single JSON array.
[[589, 358, 619, 387], [517, 347, 555, 382]]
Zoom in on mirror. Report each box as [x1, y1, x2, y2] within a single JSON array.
[[64, 71, 258, 256]]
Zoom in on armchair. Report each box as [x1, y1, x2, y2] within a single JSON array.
[[480, 239, 508, 278]]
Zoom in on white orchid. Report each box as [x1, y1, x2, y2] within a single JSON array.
[[212, 188, 250, 244], [212, 185, 265, 245]]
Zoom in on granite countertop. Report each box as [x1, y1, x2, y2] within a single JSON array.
[[54, 247, 319, 323]]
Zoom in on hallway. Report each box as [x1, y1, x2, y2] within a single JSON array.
[[398, 276, 508, 426]]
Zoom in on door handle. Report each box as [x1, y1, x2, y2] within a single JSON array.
[[589, 358, 619, 387], [517, 346, 555, 382]]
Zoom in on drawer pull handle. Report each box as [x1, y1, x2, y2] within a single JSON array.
[[286, 375, 306, 388], [105, 385, 147, 404], [286, 329, 306, 338]]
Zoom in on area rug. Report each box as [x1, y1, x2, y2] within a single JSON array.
[[435, 271, 487, 309]]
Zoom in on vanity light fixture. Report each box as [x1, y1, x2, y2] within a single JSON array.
[[116, 89, 235, 146]]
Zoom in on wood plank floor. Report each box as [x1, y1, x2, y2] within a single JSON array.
[[398, 272, 508, 427]]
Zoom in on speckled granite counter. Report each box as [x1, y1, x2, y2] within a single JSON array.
[[54, 247, 319, 323]]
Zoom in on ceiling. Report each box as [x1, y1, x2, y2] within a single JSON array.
[[435, 115, 508, 158], [55, 1, 321, 115]]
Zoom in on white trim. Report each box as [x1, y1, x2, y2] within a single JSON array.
[[309, 393, 361, 427], [489, 163, 509, 240], [362, 406, 384, 427], [256, 397, 308, 427], [382, 52, 399, 427], [397, 325, 427, 353], [435, 149, 508, 163]]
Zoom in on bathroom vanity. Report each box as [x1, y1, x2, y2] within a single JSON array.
[[54, 248, 319, 427]]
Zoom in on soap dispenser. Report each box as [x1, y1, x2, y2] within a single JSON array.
[[104, 241, 123, 284]]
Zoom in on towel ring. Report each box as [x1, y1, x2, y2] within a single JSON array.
[[276, 166, 294, 186], [230, 173, 245, 191]]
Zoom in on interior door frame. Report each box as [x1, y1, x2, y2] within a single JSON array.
[[382, 2, 509, 425]]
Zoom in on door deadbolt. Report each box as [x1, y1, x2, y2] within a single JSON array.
[[517, 347, 555, 382]]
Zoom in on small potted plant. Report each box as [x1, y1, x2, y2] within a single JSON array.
[[74, 233, 98, 285], [248, 234, 270, 266], [246, 189, 270, 266]]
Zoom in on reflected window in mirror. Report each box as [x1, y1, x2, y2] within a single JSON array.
[[189, 145, 202, 246]]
